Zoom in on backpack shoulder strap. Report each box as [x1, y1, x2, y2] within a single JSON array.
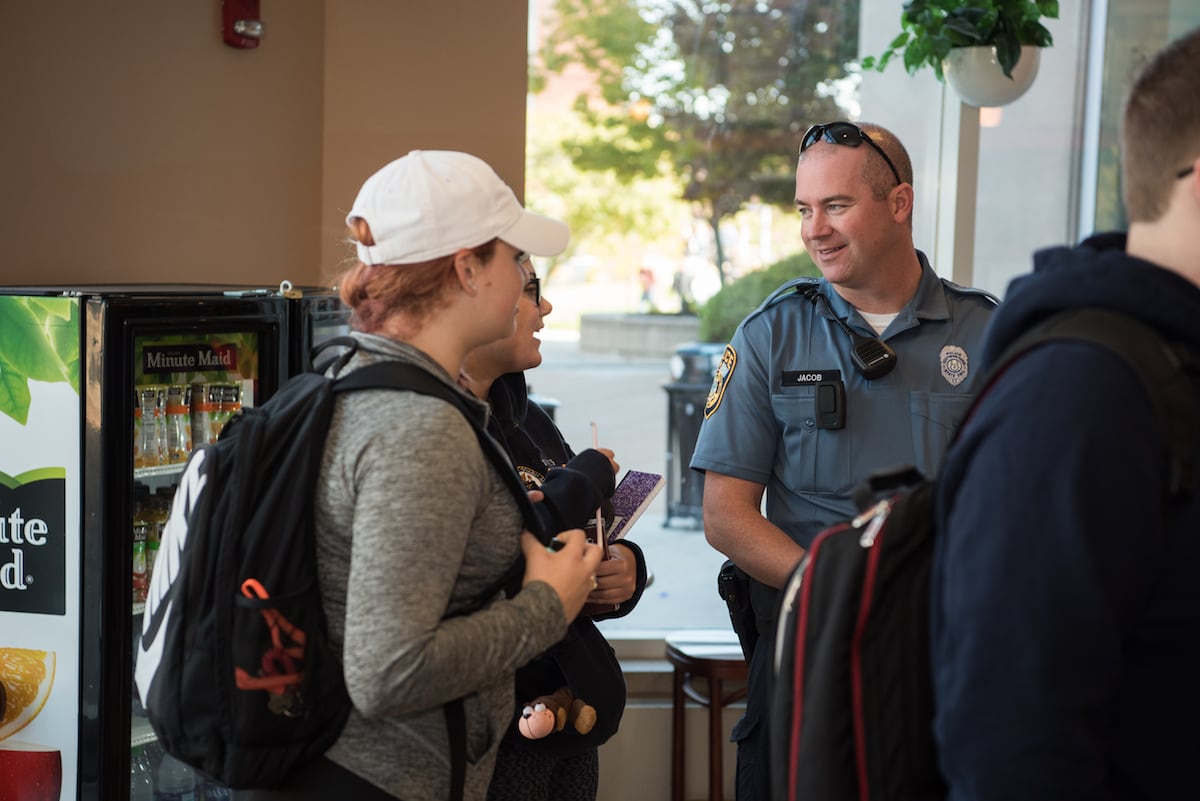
[[330, 361, 534, 592], [310, 336, 361, 375], [333, 361, 539, 527], [988, 308, 1200, 496]]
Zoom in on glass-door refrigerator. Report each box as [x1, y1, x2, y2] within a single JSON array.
[[0, 284, 348, 801]]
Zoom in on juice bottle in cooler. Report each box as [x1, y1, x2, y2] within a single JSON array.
[[220, 383, 243, 430], [190, 382, 212, 447], [154, 386, 169, 466], [208, 384, 225, 443], [132, 485, 151, 602], [165, 384, 191, 464], [146, 487, 172, 580], [132, 520, 149, 603], [137, 387, 160, 467], [133, 386, 144, 467]]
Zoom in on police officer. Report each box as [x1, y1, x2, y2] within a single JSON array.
[[690, 121, 997, 801]]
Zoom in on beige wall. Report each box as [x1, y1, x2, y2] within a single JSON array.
[[0, 1, 529, 288], [321, 0, 530, 284]]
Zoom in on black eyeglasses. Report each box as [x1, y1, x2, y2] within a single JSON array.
[[511, 251, 540, 303], [800, 122, 903, 187], [523, 274, 541, 306]]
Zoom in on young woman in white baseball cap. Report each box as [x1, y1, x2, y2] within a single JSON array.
[[236, 151, 603, 801]]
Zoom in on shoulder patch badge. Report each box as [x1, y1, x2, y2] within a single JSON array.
[[704, 345, 737, 419], [940, 345, 968, 386]]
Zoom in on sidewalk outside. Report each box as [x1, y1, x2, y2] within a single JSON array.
[[529, 332, 730, 633]]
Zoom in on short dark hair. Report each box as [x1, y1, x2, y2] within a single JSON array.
[[1121, 26, 1200, 222]]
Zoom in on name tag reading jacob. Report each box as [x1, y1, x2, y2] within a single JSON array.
[[782, 370, 845, 429], [782, 370, 841, 386]]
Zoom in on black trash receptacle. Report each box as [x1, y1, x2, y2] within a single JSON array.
[[664, 342, 727, 528]]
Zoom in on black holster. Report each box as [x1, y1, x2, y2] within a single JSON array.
[[717, 559, 759, 662]]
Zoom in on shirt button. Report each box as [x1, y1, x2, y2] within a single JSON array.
[[803, 417, 815, 428]]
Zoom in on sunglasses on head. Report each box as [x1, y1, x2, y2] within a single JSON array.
[[800, 122, 903, 187]]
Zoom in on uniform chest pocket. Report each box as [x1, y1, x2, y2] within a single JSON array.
[[910, 392, 975, 478], [771, 388, 853, 496]]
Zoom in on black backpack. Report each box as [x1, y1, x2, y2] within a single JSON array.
[[134, 340, 538, 795], [768, 308, 1200, 801]]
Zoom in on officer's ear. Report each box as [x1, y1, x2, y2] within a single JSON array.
[[889, 183, 914, 225]]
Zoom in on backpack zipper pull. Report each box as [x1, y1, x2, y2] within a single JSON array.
[[854, 500, 890, 548]]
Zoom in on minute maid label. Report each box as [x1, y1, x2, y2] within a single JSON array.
[[0, 468, 66, 615]]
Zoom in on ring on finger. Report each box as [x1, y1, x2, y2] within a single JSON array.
[[590, 575, 599, 591]]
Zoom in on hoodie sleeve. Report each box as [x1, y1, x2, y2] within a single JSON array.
[[535, 448, 616, 532]]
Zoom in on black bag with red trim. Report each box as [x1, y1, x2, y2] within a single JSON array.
[[134, 339, 534, 796], [770, 467, 942, 801], [768, 309, 1200, 801]]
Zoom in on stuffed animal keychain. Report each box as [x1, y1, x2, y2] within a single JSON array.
[[518, 686, 597, 739]]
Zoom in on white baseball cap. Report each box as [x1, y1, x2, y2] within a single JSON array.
[[345, 150, 570, 265]]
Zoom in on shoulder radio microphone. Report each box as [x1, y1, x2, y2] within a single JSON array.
[[800, 285, 898, 380]]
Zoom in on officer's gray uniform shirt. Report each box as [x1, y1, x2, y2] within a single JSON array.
[[690, 251, 996, 549]]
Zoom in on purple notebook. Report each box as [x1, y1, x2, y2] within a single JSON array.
[[606, 470, 665, 543]]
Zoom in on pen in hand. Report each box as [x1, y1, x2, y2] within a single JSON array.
[[591, 421, 609, 560]]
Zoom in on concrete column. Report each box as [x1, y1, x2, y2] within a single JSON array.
[[932, 90, 981, 286]]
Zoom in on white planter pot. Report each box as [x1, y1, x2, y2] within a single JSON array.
[[942, 45, 1041, 107]]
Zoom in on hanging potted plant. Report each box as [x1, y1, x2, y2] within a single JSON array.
[[861, 0, 1059, 107]]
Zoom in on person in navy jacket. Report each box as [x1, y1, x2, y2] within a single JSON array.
[[932, 27, 1200, 801], [462, 266, 647, 801]]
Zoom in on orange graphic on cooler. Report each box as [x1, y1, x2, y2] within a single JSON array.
[[0, 648, 61, 801]]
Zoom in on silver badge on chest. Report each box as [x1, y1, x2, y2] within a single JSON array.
[[940, 345, 969, 386]]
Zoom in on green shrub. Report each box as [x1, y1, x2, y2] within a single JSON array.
[[698, 252, 821, 342]]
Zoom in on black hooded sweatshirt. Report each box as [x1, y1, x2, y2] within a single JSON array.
[[486, 371, 648, 755]]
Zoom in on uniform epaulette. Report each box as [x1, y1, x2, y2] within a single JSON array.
[[761, 276, 821, 310], [940, 278, 999, 306]]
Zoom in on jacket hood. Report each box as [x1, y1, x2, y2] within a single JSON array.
[[982, 232, 1200, 366], [488, 371, 531, 437]]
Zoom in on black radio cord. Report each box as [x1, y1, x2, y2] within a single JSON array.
[[799, 284, 898, 380]]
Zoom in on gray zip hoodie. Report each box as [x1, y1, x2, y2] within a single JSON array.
[[314, 333, 566, 800]]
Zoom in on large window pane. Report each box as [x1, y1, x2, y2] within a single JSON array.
[[1090, 0, 1200, 232], [524, 0, 1197, 639]]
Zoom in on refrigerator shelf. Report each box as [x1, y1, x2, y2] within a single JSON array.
[[134, 463, 187, 481], [131, 717, 157, 748]]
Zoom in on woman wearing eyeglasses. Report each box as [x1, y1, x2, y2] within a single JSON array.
[[461, 270, 647, 801], [236, 151, 604, 801]]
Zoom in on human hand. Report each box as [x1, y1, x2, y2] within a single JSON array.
[[520, 528, 604, 623], [588, 542, 637, 605]]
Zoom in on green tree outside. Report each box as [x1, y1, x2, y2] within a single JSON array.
[[533, 0, 859, 286]]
